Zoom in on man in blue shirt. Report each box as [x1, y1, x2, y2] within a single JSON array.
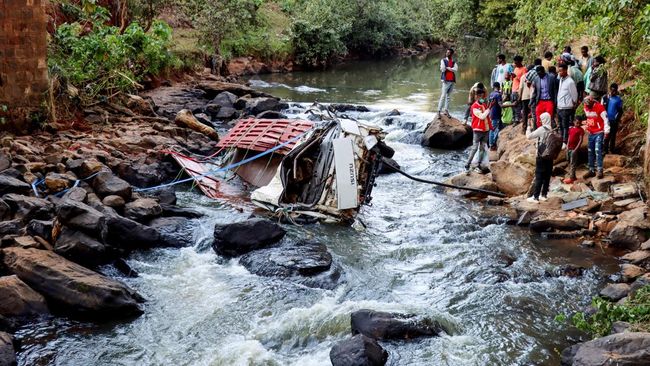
[[602, 83, 623, 154], [488, 82, 503, 150]]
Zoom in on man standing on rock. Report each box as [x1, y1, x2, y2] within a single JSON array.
[[512, 55, 527, 124], [526, 112, 554, 203], [532, 66, 558, 127], [602, 83, 623, 154], [438, 48, 458, 117], [465, 89, 492, 173], [491, 54, 508, 87], [583, 96, 610, 179], [556, 63, 578, 147]]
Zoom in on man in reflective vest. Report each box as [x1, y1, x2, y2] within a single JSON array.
[[438, 48, 458, 117]]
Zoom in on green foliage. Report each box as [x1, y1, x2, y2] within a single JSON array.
[[48, 3, 178, 103], [556, 285, 650, 338]]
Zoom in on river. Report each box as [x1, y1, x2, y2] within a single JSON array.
[[15, 43, 620, 365]]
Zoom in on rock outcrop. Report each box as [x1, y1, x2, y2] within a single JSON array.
[[561, 332, 650, 366], [212, 218, 286, 256], [350, 309, 443, 340], [1, 247, 143, 319], [420, 114, 472, 149], [330, 334, 388, 366]]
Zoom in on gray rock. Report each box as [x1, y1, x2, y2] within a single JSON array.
[[61, 187, 87, 202], [0, 275, 49, 319], [56, 199, 105, 237], [212, 218, 286, 257], [256, 110, 287, 119], [0, 199, 10, 221], [26, 220, 53, 242], [102, 195, 126, 208], [55, 227, 108, 267], [609, 221, 647, 250], [215, 106, 238, 120], [421, 114, 472, 149], [0, 332, 15, 366], [1, 247, 143, 319], [211, 91, 237, 109], [2, 193, 54, 222], [599, 283, 631, 301], [124, 198, 162, 222], [0, 154, 11, 171], [160, 204, 202, 218], [92, 172, 132, 199], [330, 334, 387, 366], [611, 321, 632, 334], [561, 332, 650, 366], [147, 216, 195, 247], [330, 104, 370, 112], [0, 220, 22, 236], [205, 103, 221, 118], [101, 212, 163, 251], [530, 214, 590, 232], [245, 97, 281, 116], [0, 174, 30, 195], [351, 309, 443, 340]]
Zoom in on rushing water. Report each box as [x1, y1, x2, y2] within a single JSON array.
[[16, 44, 621, 366]]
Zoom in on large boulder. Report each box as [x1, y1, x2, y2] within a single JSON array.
[[420, 114, 472, 149], [56, 199, 106, 237], [609, 221, 648, 251], [147, 216, 195, 247], [0, 275, 49, 318], [1, 247, 143, 318], [244, 97, 282, 116], [0, 175, 30, 195], [101, 213, 163, 251], [54, 228, 109, 267], [529, 214, 590, 232], [238, 241, 340, 289], [0, 332, 15, 366], [124, 198, 162, 222], [92, 172, 132, 199], [212, 218, 286, 257], [350, 309, 443, 340], [599, 283, 631, 301], [490, 160, 534, 196], [445, 172, 499, 197], [561, 332, 650, 366], [2, 193, 54, 222], [330, 334, 388, 366], [210, 91, 237, 109]]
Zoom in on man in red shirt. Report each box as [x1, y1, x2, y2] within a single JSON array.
[[583, 96, 610, 178], [563, 118, 585, 184], [465, 89, 492, 173]]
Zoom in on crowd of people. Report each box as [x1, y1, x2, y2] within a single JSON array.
[[437, 46, 625, 203]]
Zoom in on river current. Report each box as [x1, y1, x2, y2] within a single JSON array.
[[16, 46, 620, 365]]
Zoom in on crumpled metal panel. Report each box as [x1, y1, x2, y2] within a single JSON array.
[[217, 118, 314, 155]]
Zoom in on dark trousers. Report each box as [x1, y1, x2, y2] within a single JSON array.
[[604, 122, 619, 154], [521, 100, 531, 133], [557, 109, 575, 143], [533, 157, 553, 199]]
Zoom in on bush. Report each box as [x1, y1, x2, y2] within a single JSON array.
[[556, 285, 650, 338], [48, 3, 179, 103]]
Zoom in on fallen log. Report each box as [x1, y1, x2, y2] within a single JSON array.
[[174, 109, 220, 141]]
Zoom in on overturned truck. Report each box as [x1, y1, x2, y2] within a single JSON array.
[[173, 106, 393, 222]]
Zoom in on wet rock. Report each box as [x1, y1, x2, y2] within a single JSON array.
[[420, 114, 472, 149], [80, 159, 109, 178], [194, 113, 212, 126], [621, 250, 650, 265], [210, 91, 237, 109], [591, 176, 616, 192], [239, 241, 335, 283], [350, 309, 443, 340], [330, 104, 370, 113], [44, 172, 72, 192], [147, 216, 194, 247], [244, 97, 281, 116], [491, 161, 534, 196], [330, 334, 388, 366], [212, 218, 286, 257], [101, 212, 163, 251], [0, 332, 15, 366], [124, 198, 162, 222], [609, 221, 647, 250], [621, 264, 645, 282], [115, 161, 175, 188], [205, 103, 222, 118], [546, 265, 585, 278], [234, 95, 251, 110], [0, 275, 49, 318], [113, 258, 139, 278], [214, 106, 238, 120], [102, 195, 125, 208], [145, 188, 177, 206], [55, 228, 108, 267], [445, 172, 499, 197], [256, 110, 287, 119], [1, 247, 143, 319], [0, 199, 10, 221], [92, 172, 132, 199], [378, 158, 400, 175], [560, 332, 650, 366], [61, 187, 87, 202], [529, 214, 590, 232], [25, 220, 53, 242], [197, 80, 273, 99], [0, 220, 22, 236], [387, 109, 400, 116], [599, 283, 631, 301], [160, 204, 203, 218], [56, 199, 105, 237], [3, 193, 54, 222]]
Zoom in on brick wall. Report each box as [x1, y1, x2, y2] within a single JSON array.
[[0, 0, 49, 129]]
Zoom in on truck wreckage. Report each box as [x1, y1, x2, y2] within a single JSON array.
[[170, 106, 394, 222]]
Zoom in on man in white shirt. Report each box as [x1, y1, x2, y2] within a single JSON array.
[[491, 54, 508, 86], [556, 63, 578, 147]]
